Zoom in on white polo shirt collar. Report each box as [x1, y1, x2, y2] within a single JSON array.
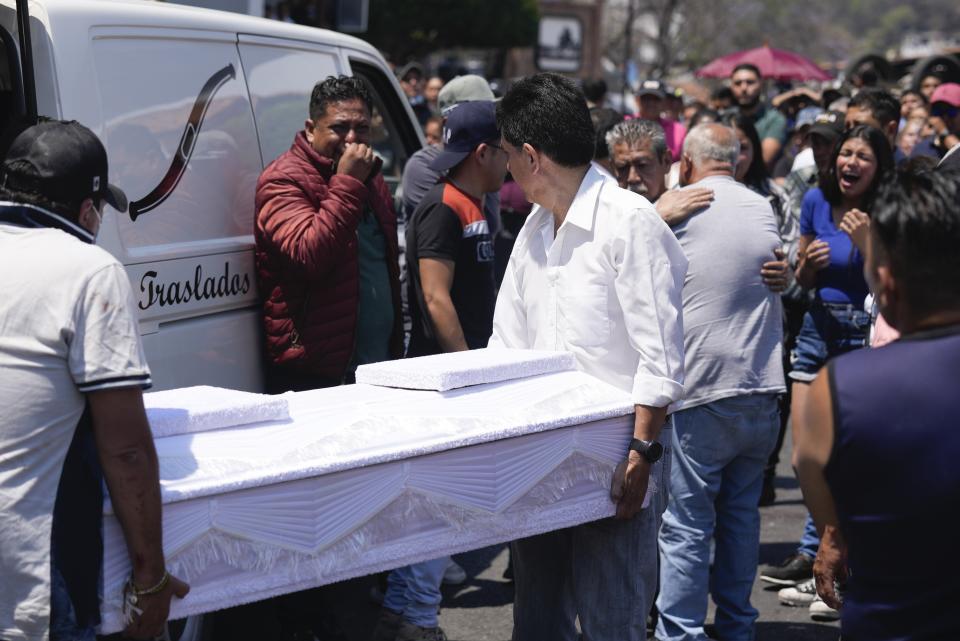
[[0, 200, 94, 244]]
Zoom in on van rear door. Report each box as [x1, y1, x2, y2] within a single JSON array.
[[90, 27, 265, 391]]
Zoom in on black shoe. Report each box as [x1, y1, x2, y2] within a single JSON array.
[[759, 554, 814, 586], [396, 621, 447, 641]]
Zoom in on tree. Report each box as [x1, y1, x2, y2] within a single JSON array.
[[603, 0, 960, 82], [363, 0, 540, 64]]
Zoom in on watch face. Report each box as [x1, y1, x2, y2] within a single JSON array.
[[647, 441, 664, 462]]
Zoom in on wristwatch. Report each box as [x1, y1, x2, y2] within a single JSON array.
[[628, 438, 664, 463]]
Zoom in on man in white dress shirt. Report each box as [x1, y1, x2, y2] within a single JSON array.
[[491, 73, 688, 641]]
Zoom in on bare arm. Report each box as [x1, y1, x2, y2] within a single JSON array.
[[762, 138, 783, 169], [419, 257, 468, 353], [772, 87, 821, 109], [89, 387, 188, 638], [793, 370, 846, 608], [654, 187, 714, 227]]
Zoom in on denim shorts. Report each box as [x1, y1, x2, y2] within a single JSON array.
[[789, 300, 869, 382]]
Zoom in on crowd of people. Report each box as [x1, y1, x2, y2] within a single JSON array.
[[1, 47, 959, 641]]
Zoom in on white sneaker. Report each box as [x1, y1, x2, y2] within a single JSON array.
[[442, 560, 467, 585], [779, 578, 818, 607], [809, 594, 840, 621]]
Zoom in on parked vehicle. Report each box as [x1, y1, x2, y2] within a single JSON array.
[[0, 2, 422, 638], [0, 0, 422, 393]]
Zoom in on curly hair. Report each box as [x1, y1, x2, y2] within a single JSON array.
[[309, 75, 373, 121]]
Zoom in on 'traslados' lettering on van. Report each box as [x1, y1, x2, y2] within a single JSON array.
[[139, 262, 251, 309]]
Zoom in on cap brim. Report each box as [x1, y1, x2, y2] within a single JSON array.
[[637, 90, 665, 98], [429, 149, 470, 173], [807, 126, 840, 141], [103, 182, 128, 213]]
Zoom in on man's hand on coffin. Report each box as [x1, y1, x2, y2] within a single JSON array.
[[124, 573, 191, 639], [611, 404, 666, 519], [89, 387, 191, 637], [610, 452, 651, 520]]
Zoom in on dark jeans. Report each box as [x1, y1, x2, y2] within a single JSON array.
[[51, 407, 102, 641], [764, 293, 810, 481], [511, 423, 671, 641]]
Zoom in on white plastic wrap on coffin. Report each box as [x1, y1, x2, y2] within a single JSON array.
[[104, 416, 636, 631], [144, 386, 291, 438], [100, 435, 630, 632], [405, 429, 575, 512], [143, 371, 634, 507], [210, 463, 406, 553], [355, 348, 576, 391]]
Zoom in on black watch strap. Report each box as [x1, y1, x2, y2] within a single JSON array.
[[628, 438, 664, 463]]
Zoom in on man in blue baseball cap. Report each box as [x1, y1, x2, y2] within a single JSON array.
[[370, 100, 508, 641]]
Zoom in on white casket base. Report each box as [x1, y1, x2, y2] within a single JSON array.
[[99, 369, 640, 633]]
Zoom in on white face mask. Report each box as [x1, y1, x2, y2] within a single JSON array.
[[83, 200, 104, 241]]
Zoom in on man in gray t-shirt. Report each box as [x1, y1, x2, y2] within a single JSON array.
[[656, 124, 785, 641]]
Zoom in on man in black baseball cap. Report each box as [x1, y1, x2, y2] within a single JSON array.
[[2, 119, 127, 219], [0, 118, 186, 641], [429, 100, 503, 173], [806, 110, 845, 172]]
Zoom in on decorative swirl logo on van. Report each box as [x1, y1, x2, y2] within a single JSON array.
[[129, 64, 236, 220]]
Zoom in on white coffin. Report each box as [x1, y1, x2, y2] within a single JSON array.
[[99, 367, 641, 633]]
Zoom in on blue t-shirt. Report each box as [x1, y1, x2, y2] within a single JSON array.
[[799, 188, 869, 305]]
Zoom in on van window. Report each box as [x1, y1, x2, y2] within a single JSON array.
[[91, 31, 262, 257], [237, 36, 341, 166], [0, 16, 25, 152], [349, 60, 422, 195]]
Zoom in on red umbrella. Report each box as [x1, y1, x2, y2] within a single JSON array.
[[696, 45, 832, 82]]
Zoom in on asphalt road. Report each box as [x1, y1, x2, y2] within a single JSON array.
[[316, 428, 840, 641]]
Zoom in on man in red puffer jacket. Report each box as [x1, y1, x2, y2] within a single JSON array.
[[255, 75, 403, 393]]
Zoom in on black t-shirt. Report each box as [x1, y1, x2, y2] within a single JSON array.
[[406, 180, 495, 356]]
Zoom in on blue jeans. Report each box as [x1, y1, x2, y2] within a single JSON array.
[[511, 422, 672, 641], [383, 557, 450, 628], [50, 561, 96, 641], [789, 301, 869, 382], [657, 395, 779, 641], [797, 515, 819, 559]]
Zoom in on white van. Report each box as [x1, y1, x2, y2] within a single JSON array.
[[0, 0, 423, 393]]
